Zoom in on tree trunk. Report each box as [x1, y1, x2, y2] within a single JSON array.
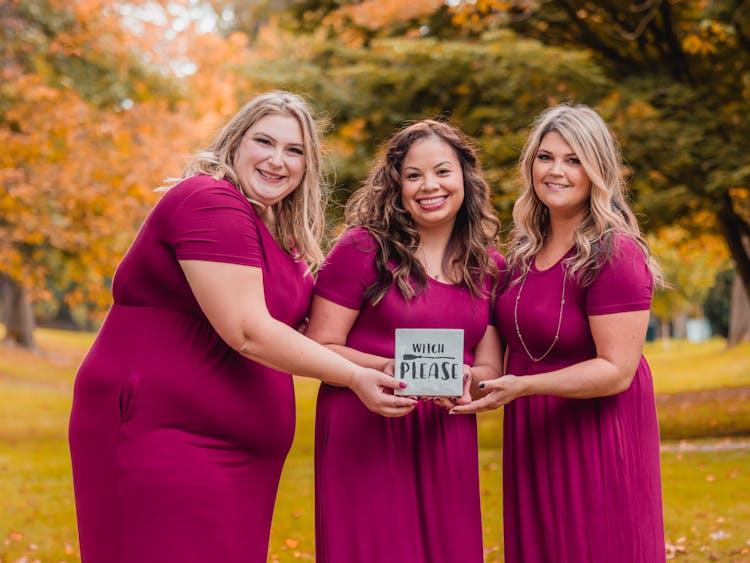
[[0, 273, 37, 350], [717, 195, 750, 309], [717, 196, 750, 346], [728, 274, 750, 346]]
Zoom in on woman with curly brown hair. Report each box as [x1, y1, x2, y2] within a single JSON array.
[[305, 119, 504, 563]]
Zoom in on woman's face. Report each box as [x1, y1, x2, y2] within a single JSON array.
[[234, 113, 306, 207], [531, 131, 592, 220], [399, 136, 465, 233]]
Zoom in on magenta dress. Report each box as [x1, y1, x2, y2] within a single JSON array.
[[68, 175, 312, 563], [313, 227, 498, 563], [496, 236, 665, 563]]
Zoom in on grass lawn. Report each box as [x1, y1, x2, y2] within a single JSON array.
[[0, 330, 748, 562]]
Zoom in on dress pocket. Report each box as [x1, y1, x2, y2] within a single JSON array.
[[118, 370, 141, 423]]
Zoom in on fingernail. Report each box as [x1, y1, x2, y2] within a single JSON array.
[[399, 382, 407, 389], [464, 373, 469, 380], [478, 382, 485, 389]]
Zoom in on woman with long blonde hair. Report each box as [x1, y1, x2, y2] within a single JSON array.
[[69, 91, 416, 563], [454, 104, 666, 562]]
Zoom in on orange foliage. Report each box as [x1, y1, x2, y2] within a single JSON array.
[[0, 0, 249, 323], [332, 0, 444, 31]]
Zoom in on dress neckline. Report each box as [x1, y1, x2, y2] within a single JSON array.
[[530, 246, 575, 274]]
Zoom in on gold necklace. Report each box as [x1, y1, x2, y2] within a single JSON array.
[[513, 266, 566, 362]]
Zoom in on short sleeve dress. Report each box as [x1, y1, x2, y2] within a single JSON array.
[[495, 235, 665, 563], [313, 226, 501, 563], [68, 175, 312, 563]]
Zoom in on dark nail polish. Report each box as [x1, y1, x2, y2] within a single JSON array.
[[479, 382, 485, 389]]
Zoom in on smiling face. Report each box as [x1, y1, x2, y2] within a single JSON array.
[[399, 136, 465, 233], [233, 113, 306, 207], [532, 130, 592, 220]]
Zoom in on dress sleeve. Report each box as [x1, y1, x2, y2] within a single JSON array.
[[488, 248, 506, 327], [585, 235, 653, 315], [314, 227, 379, 310], [166, 178, 263, 267]]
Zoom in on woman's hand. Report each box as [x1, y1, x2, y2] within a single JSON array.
[[432, 365, 472, 409], [349, 366, 418, 417], [450, 374, 526, 414]]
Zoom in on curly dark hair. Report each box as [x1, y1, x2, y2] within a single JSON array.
[[344, 119, 501, 304]]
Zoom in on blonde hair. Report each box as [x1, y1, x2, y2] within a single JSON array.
[[345, 119, 501, 304], [506, 103, 663, 287], [181, 91, 327, 268]]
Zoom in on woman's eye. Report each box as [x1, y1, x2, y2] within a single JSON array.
[[406, 173, 420, 180], [254, 137, 271, 146], [437, 168, 451, 176], [288, 147, 304, 156], [537, 153, 551, 161], [569, 157, 581, 165]]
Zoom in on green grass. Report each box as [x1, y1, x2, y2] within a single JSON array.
[[0, 331, 749, 562], [661, 445, 750, 561], [646, 338, 750, 394]]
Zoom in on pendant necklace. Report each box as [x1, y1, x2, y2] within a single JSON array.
[[514, 264, 566, 362]]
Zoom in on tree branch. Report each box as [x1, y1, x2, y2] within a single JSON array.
[[615, 0, 661, 41], [556, 0, 628, 64]]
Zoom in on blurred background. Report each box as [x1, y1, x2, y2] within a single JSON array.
[[1, 1, 749, 561], [2, 0, 750, 343]]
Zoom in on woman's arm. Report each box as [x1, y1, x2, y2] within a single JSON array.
[[450, 309, 649, 414], [468, 324, 504, 398], [180, 260, 417, 416], [305, 295, 392, 372]]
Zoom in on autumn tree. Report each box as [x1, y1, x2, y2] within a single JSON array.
[[0, 0, 235, 348]]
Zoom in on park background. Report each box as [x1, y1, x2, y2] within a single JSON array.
[[1, 0, 749, 561]]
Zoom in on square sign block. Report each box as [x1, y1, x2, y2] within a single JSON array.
[[394, 328, 464, 397]]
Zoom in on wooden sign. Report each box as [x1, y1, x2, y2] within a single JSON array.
[[394, 328, 464, 397]]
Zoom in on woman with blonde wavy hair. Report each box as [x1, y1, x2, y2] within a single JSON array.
[[453, 104, 666, 562], [69, 90, 416, 563], [306, 119, 503, 563]]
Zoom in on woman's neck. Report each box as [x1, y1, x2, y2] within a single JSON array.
[[416, 224, 454, 280], [535, 215, 581, 270]]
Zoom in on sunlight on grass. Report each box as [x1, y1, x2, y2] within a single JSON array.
[[646, 338, 750, 393]]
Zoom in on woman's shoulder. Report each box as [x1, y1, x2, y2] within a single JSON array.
[[161, 175, 242, 204], [488, 246, 506, 270], [333, 225, 378, 252], [605, 232, 647, 263], [154, 175, 259, 230]]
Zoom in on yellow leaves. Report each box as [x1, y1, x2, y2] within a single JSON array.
[[339, 118, 366, 142], [450, 0, 510, 27], [268, 536, 314, 561], [328, 118, 367, 157], [682, 21, 735, 56], [682, 34, 718, 56], [625, 100, 657, 119], [649, 226, 730, 317]]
